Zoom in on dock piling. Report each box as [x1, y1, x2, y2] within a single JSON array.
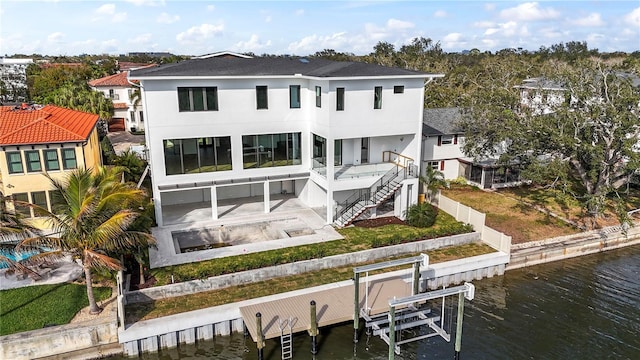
[[309, 300, 318, 355], [353, 273, 360, 343], [256, 312, 264, 360], [454, 293, 464, 360]]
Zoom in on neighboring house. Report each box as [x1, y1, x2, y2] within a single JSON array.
[[89, 71, 145, 132], [0, 57, 33, 103], [129, 56, 442, 228], [421, 107, 523, 189], [0, 104, 101, 228], [515, 77, 566, 115], [421, 108, 468, 180]]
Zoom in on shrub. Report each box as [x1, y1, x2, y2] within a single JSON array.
[[405, 202, 438, 228]]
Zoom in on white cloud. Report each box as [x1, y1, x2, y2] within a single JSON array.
[[96, 4, 115, 15], [207, 5, 215, 12], [128, 33, 152, 45], [473, 21, 495, 28], [569, 13, 605, 27], [624, 7, 640, 27], [483, 21, 527, 37], [500, 2, 560, 21], [433, 10, 447, 18], [233, 34, 272, 52], [47, 32, 64, 43], [157, 12, 180, 24], [442, 32, 466, 49], [386, 18, 414, 31], [287, 32, 350, 54], [176, 23, 224, 43], [295, 9, 304, 16], [112, 12, 127, 23], [126, 0, 165, 6]]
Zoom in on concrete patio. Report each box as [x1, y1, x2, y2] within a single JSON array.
[[150, 196, 343, 268]]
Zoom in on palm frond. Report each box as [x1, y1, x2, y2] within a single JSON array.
[[83, 249, 122, 271]]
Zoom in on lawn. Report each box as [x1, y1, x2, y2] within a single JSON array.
[[0, 283, 112, 336], [150, 211, 473, 285], [442, 185, 579, 243], [126, 242, 493, 323]]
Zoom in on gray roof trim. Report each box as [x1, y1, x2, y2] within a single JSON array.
[[132, 74, 442, 81]]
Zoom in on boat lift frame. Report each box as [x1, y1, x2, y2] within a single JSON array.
[[352, 253, 428, 343]]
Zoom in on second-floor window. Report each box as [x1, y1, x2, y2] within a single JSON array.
[[289, 85, 300, 109], [25, 150, 42, 172], [178, 87, 218, 112], [336, 87, 345, 111], [62, 148, 77, 169], [374, 86, 382, 109], [438, 135, 457, 146], [43, 150, 60, 171], [394, 85, 404, 94], [315, 86, 322, 108], [256, 86, 268, 109], [6, 152, 23, 174]]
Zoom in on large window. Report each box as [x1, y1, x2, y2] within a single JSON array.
[[163, 137, 231, 175], [242, 133, 301, 169], [43, 150, 60, 171], [31, 191, 47, 214], [12, 193, 30, 217], [25, 151, 42, 172], [312, 134, 326, 170], [62, 149, 77, 169], [315, 86, 322, 107], [256, 86, 268, 109], [336, 87, 344, 111], [289, 85, 301, 109], [178, 87, 218, 112], [374, 86, 382, 109], [6, 152, 23, 174]]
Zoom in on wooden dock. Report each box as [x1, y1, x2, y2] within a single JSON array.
[[240, 276, 412, 341]]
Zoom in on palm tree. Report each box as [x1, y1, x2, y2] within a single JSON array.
[[419, 166, 448, 202], [19, 167, 155, 314]]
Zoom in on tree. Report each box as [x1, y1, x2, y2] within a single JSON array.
[[19, 167, 155, 314], [460, 60, 640, 227], [405, 202, 438, 228], [419, 166, 448, 201], [50, 84, 114, 120]]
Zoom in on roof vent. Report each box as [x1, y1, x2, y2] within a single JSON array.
[[299, 58, 309, 64]]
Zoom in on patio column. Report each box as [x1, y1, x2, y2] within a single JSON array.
[[264, 181, 270, 213], [211, 186, 218, 220]]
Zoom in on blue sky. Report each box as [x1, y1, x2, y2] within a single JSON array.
[[1, 1, 638, 56]]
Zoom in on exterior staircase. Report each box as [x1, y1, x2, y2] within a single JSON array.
[[334, 164, 417, 227]]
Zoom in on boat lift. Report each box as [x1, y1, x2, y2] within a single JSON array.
[[353, 254, 475, 360]]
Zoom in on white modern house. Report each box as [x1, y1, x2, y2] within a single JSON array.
[[0, 57, 33, 103], [129, 56, 443, 228]]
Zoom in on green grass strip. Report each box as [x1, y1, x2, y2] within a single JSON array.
[[0, 283, 112, 336]]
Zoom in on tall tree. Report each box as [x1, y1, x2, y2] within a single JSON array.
[[459, 60, 640, 227], [18, 167, 155, 313]]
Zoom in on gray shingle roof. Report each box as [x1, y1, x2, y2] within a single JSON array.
[[422, 108, 466, 136], [129, 57, 431, 78]]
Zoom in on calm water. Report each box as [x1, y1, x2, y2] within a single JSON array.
[[121, 246, 640, 360]]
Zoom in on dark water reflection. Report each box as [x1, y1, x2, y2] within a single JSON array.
[[118, 246, 639, 360]]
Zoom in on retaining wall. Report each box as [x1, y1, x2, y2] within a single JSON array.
[[119, 250, 509, 356], [508, 224, 640, 270], [126, 232, 480, 303], [0, 302, 119, 360]]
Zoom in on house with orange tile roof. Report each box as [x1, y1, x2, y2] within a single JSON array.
[[0, 104, 101, 224]]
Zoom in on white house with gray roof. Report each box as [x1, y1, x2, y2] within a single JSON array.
[[421, 108, 469, 180], [130, 56, 443, 231]]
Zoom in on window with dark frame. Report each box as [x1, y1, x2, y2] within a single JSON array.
[[336, 87, 345, 111], [62, 149, 77, 169], [256, 86, 268, 109], [289, 85, 301, 109], [25, 150, 42, 172], [43, 150, 60, 171], [163, 136, 232, 175], [6, 152, 23, 174], [178, 87, 219, 112], [12, 193, 30, 217], [393, 85, 404, 94], [31, 191, 47, 214], [374, 86, 382, 109], [315, 86, 321, 108]]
